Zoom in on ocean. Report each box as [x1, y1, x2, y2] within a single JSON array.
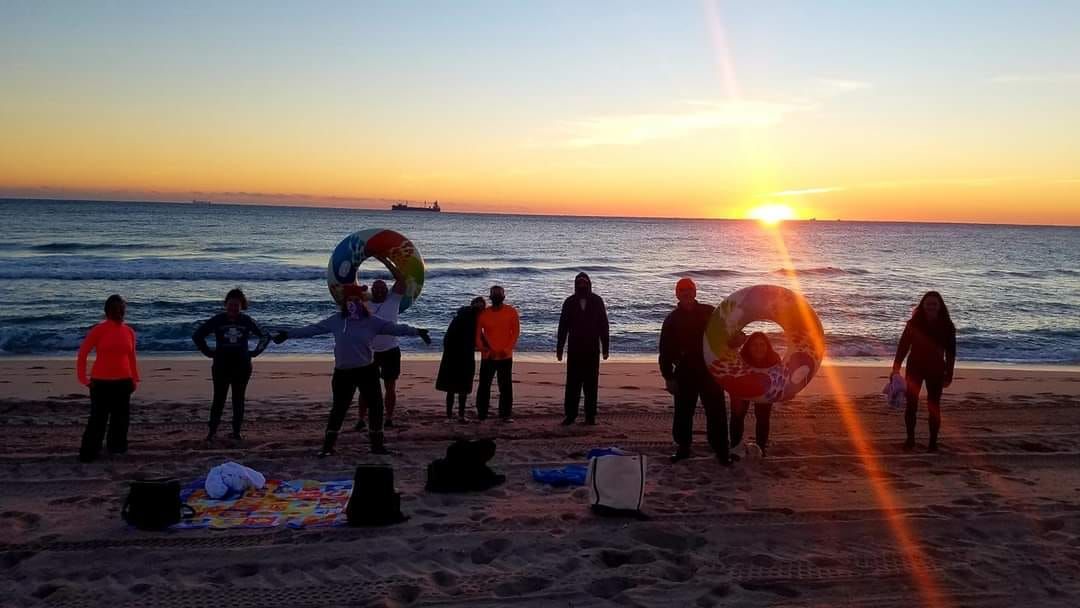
[[1, 199, 1077, 365]]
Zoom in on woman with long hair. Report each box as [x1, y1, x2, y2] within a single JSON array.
[[436, 296, 486, 421], [892, 291, 957, 452], [729, 331, 782, 458]]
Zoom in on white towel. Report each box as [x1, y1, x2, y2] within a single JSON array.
[[205, 461, 266, 499]]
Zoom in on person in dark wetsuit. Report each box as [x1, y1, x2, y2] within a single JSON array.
[[192, 288, 270, 443], [436, 296, 486, 421], [557, 272, 610, 425], [659, 278, 732, 465], [729, 332, 782, 458], [892, 290, 957, 452]]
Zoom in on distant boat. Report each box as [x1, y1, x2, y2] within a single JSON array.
[[391, 200, 440, 212]]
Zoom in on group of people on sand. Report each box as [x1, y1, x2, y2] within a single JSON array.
[[74, 265, 956, 465]]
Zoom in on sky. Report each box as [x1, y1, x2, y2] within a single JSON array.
[[1, 0, 1079, 225]]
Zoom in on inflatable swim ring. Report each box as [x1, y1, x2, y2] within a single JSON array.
[[703, 284, 825, 402], [327, 229, 424, 313]]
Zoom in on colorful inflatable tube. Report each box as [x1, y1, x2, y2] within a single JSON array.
[[327, 229, 425, 312], [703, 285, 825, 402]]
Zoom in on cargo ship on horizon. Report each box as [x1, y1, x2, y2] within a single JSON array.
[[391, 200, 440, 212]]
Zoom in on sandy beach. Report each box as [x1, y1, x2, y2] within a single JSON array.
[[1, 356, 1079, 607]]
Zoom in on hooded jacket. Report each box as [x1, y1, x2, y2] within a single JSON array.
[[557, 272, 610, 357]]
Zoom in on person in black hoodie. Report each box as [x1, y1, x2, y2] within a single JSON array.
[[557, 272, 610, 425], [892, 291, 957, 452], [436, 296, 486, 421], [659, 278, 732, 464], [192, 288, 270, 443]]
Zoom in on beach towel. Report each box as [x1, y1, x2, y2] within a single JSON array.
[[882, 373, 906, 409], [532, 465, 588, 487], [174, 478, 352, 530]]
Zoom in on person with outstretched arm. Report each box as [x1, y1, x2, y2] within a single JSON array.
[[475, 285, 520, 422], [192, 288, 270, 443], [658, 278, 733, 465], [273, 284, 430, 456], [556, 272, 610, 425], [76, 294, 140, 463], [356, 256, 409, 430], [892, 290, 957, 452]]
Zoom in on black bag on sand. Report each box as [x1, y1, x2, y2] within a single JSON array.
[[426, 439, 506, 493], [122, 478, 195, 530], [346, 465, 408, 526]]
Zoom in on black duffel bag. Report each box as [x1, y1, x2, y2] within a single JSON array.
[[121, 478, 195, 530]]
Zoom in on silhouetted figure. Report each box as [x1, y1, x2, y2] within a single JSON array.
[[193, 288, 269, 443], [729, 332, 782, 457], [659, 278, 732, 465], [557, 272, 610, 425], [436, 297, 486, 420], [893, 291, 956, 452]]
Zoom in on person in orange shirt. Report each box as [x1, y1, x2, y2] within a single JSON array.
[[76, 294, 140, 462], [475, 285, 520, 421]]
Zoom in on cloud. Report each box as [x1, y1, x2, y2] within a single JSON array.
[[555, 99, 811, 148], [988, 72, 1080, 84], [772, 186, 846, 197], [814, 78, 872, 94]]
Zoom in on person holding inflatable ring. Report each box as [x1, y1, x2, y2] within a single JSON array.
[[273, 284, 431, 456], [729, 331, 781, 459], [355, 256, 409, 431], [892, 290, 956, 452], [659, 278, 733, 465]]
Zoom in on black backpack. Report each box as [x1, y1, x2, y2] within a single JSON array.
[[346, 466, 408, 526], [121, 478, 195, 530], [426, 439, 506, 493]]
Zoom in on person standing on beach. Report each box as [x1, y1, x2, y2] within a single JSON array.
[[557, 272, 610, 425], [475, 285, 520, 422], [192, 288, 270, 444], [76, 295, 139, 463], [659, 278, 733, 465], [355, 257, 409, 431], [729, 332, 782, 458], [892, 290, 956, 452], [436, 296, 486, 421], [273, 284, 431, 456]]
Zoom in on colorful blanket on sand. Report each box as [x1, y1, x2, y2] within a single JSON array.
[[175, 478, 352, 530]]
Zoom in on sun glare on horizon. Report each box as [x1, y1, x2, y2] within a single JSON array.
[[747, 203, 796, 225]]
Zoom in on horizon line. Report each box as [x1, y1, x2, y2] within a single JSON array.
[[1, 196, 1077, 229]]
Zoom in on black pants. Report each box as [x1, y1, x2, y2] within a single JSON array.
[[327, 365, 384, 450], [731, 401, 772, 449], [905, 369, 943, 445], [445, 392, 467, 418], [672, 375, 729, 458], [476, 358, 513, 420], [564, 352, 600, 422], [209, 362, 252, 437], [79, 379, 134, 462]]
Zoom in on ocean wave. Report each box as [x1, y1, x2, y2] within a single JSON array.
[[28, 242, 174, 253], [771, 267, 870, 277], [0, 258, 324, 282], [674, 268, 749, 278], [977, 269, 1080, 279]]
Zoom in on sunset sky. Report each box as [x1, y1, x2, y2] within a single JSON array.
[[2, 1, 1079, 224]]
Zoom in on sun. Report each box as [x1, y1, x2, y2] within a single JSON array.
[[747, 203, 796, 225]]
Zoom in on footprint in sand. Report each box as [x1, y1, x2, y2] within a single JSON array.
[[619, 385, 641, 390], [471, 538, 512, 564]]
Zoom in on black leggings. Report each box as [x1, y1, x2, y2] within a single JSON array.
[[445, 392, 467, 418], [80, 379, 134, 462], [326, 365, 384, 450], [476, 358, 513, 420], [730, 400, 772, 449], [209, 363, 252, 436], [905, 370, 943, 444]]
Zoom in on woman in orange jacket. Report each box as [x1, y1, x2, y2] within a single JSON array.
[[76, 294, 140, 462]]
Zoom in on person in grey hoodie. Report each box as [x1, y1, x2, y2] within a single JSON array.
[[273, 284, 430, 456]]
